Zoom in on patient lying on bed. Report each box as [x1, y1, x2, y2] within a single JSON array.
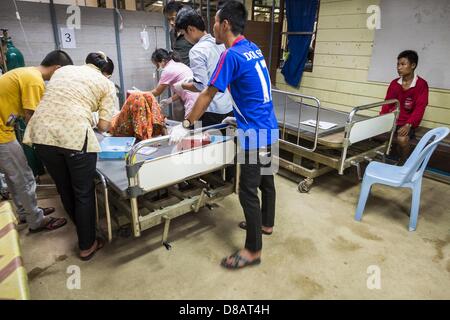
[[108, 91, 167, 141]]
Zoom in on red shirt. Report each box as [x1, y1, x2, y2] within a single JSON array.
[[380, 75, 429, 128]]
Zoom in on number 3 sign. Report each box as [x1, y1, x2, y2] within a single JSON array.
[[60, 27, 77, 49]]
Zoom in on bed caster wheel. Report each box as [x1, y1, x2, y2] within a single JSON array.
[[298, 178, 313, 193], [163, 242, 172, 250]]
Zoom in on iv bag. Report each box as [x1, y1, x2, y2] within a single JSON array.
[[140, 30, 150, 50]]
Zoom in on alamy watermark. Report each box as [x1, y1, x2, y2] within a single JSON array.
[[66, 265, 81, 290], [366, 5, 381, 30], [66, 5, 81, 29], [166, 124, 279, 176], [366, 265, 381, 290]]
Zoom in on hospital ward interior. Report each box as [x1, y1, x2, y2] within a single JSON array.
[[1, 0, 450, 301]]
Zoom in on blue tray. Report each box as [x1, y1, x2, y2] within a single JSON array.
[[99, 137, 136, 160]]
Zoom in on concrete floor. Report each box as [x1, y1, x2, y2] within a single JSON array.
[[18, 170, 450, 299]]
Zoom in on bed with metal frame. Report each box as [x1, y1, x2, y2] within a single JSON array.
[[94, 123, 237, 249], [272, 89, 399, 192]]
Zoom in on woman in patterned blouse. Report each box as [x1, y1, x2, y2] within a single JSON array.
[[24, 52, 117, 261]]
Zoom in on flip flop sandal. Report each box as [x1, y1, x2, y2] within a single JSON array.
[[238, 221, 273, 235], [19, 207, 56, 224], [29, 216, 67, 233], [80, 238, 105, 261], [220, 251, 261, 269]]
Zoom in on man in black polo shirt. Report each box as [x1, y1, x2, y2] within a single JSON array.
[[163, 1, 193, 66]]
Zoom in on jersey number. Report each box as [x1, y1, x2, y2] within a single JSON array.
[[255, 60, 272, 104]]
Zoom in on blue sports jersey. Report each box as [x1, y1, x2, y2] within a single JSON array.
[[208, 36, 279, 150]]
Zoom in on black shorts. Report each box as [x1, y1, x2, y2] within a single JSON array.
[[199, 111, 233, 128], [396, 125, 415, 139]]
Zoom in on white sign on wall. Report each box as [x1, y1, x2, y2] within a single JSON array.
[[60, 27, 76, 49], [368, 0, 450, 89]]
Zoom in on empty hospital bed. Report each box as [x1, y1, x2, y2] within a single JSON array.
[[272, 89, 399, 192], [94, 122, 237, 249]]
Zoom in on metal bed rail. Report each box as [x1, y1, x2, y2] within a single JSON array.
[[272, 89, 322, 153], [95, 123, 237, 243], [347, 99, 400, 124], [125, 123, 234, 238], [338, 99, 400, 174], [126, 123, 230, 168], [272, 90, 400, 190]]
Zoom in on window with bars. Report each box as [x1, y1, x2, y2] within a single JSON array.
[[252, 0, 280, 22], [279, 0, 320, 72]]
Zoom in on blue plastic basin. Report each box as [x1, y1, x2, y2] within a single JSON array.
[[99, 137, 136, 160]]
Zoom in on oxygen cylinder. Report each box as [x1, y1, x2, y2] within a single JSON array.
[[5, 38, 25, 70]]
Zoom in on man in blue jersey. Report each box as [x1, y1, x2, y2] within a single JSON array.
[[169, 0, 279, 269]]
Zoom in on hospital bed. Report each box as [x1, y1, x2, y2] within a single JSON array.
[[272, 89, 399, 192], [94, 122, 237, 248]]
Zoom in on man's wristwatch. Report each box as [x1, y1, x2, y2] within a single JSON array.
[[182, 119, 191, 129]]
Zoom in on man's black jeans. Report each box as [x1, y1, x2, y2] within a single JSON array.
[[238, 146, 276, 252], [35, 143, 97, 251]]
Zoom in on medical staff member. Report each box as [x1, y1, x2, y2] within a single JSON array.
[[24, 52, 117, 261], [380, 50, 429, 165], [0, 50, 73, 232], [174, 8, 233, 126], [150, 48, 199, 117], [170, 1, 278, 269]]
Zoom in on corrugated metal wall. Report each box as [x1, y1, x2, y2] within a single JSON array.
[[1, 0, 166, 92]]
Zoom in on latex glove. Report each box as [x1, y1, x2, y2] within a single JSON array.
[[159, 97, 173, 108], [173, 77, 193, 92], [169, 123, 189, 144], [221, 116, 237, 126]]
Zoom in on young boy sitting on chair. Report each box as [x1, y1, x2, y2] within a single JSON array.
[[380, 50, 429, 165]]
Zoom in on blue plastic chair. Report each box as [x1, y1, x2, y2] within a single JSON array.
[[354, 127, 450, 231]]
